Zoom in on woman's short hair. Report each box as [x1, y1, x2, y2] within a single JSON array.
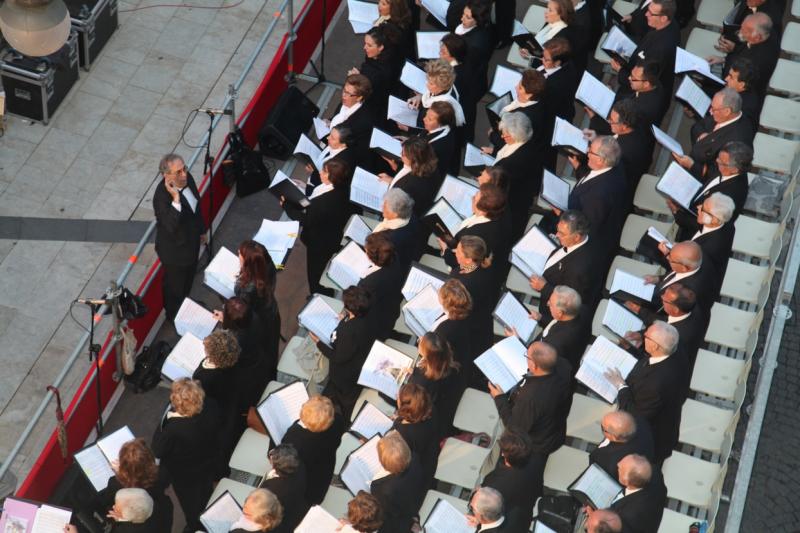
[[348, 491, 384, 532], [498, 112, 533, 143], [465, 0, 491, 26], [520, 69, 547, 99], [476, 183, 507, 220], [383, 188, 414, 219], [170, 378, 204, 417], [324, 158, 351, 188], [424, 59, 456, 92], [365, 232, 396, 267], [549, 0, 575, 25], [268, 443, 302, 477], [222, 296, 251, 331], [203, 330, 240, 368], [299, 395, 336, 432], [377, 430, 412, 473], [429, 100, 457, 128], [543, 36, 571, 62], [439, 279, 472, 320], [245, 488, 284, 531], [396, 383, 433, 423], [345, 74, 373, 100], [115, 488, 154, 524], [331, 125, 354, 145], [418, 331, 459, 380], [458, 235, 492, 268], [440, 33, 467, 62], [117, 438, 159, 489], [498, 429, 532, 468], [480, 166, 509, 192], [343, 286, 371, 316], [402, 136, 438, 177]]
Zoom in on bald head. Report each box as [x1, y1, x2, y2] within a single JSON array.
[[602, 411, 637, 443], [669, 241, 702, 272], [617, 454, 653, 489], [528, 341, 558, 375], [586, 509, 623, 533]]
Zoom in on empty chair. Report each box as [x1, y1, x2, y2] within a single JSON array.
[[662, 437, 731, 510], [770, 59, 800, 96], [435, 438, 495, 490], [679, 397, 740, 456], [276, 335, 330, 384], [685, 28, 720, 58], [453, 388, 501, 436], [506, 4, 546, 67], [418, 490, 469, 523], [566, 393, 614, 444], [759, 95, 800, 138], [228, 428, 271, 478], [751, 133, 800, 176], [320, 485, 352, 518], [719, 259, 775, 307], [704, 305, 763, 354], [543, 446, 590, 493], [691, 349, 752, 402], [633, 174, 674, 217], [732, 217, 786, 262], [207, 478, 253, 507], [619, 215, 675, 254], [782, 22, 800, 56]]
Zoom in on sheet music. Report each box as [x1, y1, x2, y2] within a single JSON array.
[[403, 284, 446, 337], [343, 214, 373, 246], [656, 161, 702, 210], [420, 0, 448, 26], [258, 381, 309, 445], [74, 445, 115, 491], [340, 435, 383, 495], [512, 19, 529, 37], [294, 133, 324, 170], [401, 265, 446, 301], [674, 47, 725, 85], [651, 124, 683, 156], [174, 298, 217, 339], [675, 75, 711, 117], [552, 117, 589, 153], [350, 166, 389, 212], [298, 295, 341, 347], [570, 464, 623, 509], [648, 226, 672, 248], [370, 128, 403, 158], [201, 492, 243, 533], [252, 219, 300, 263], [400, 61, 428, 94], [295, 506, 341, 533], [425, 198, 463, 237], [541, 169, 570, 211], [493, 292, 537, 343], [351, 402, 394, 439], [204, 246, 239, 299], [347, 0, 379, 33], [387, 95, 420, 128], [489, 65, 522, 98], [487, 93, 513, 119], [358, 341, 415, 399], [313, 117, 330, 139], [270, 169, 305, 194], [511, 226, 558, 278], [435, 175, 479, 218], [602, 299, 644, 339], [473, 336, 528, 393], [162, 332, 206, 381], [601, 25, 637, 62], [533, 522, 558, 533], [423, 499, 473, 533], [609, 269, 655, 302], [0, 498, 40, 532], [97, 426, 135, 465], [464, 143, 496, 167], [328, 241, 373, 289], [576, 71, 615, 119], [30, 505, 71, 533], [416, 31, 448, 58], [576, 336, 638, 403]]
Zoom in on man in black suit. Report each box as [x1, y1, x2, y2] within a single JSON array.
[[373, 188, 421, 266], [529, 210, 598, 320], [153, 153, 206, 321], [605, 321, 684, 463], [690, 193, 737, 283], [531, 286, 592, 373], [585, 509, 623, 533], [711, 12, 780, 96], [466, 487, 513, 533], [588, 62, 666, 134], [489, 341, 573, 461], [609, 454, 668, 533], [723, 57, 763, 133], [589, 411, 655, 480]]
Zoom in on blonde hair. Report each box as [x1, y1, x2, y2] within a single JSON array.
[[458, 235, 492, 268], [170, 378, 204, 417], [245, 488, 284, 531], [203, 330, 241, 368], [425, 59, 456, 92], [299, 395, 335, 432], [439, 279, 472, 320], [377, 431, 412, 474]]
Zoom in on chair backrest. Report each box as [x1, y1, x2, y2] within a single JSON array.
[[733, 377, 748, 411], [779, 183, 795, 224], [479, 441, 502, 481], [768, 234, 784, 265], [756, 277, 772, 310]]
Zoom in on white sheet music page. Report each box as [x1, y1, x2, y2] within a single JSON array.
[[204, 246, 239, 299], [576, 71, 615, 119], [436, 175, 479, 218], [400, 61, 428, 94], [401, 265, 445, 301], [298, 295, 341, 347], [174, 298, 217, 339], [201, 492, 243, 533], [423, 499, 473, 533], [489, 65, 522, 98], [416, 31, 448, 58], [512, 19, 529, 36], [651, 124, 684, 156], [97, 426, 135, 465], [30, 505, 71, 533], [347, 0, 379, 33], [647, 226, 672, 248], [351, 402, 394, 439], [602, 299, 644, 339], [350, 166, 389, 211], [570, 463, 623, 509], [358, 341, 415, 399], [293, 133, 324, 170], [533, 521, 558, 533], [387, 95, 420, 128], [426, 198, 464, 237], [602, 25, 637, 61], [253, 219, 300, 257], [494, 292, 538, 343], [313, 117, 331, 139], [74, 445, 114, 491], [341, 435, 383, 495], [474, 336, 528, 392], [370, 128, 403, 158], [541, 169, 571, 211], [403, 284, 446, 335], [420, 0, 448, 25], [609, 269, 655, 302], [328, 241, 373, 289], [295, 506, 341, 533], [464, 143, 496, 167], [552, 117, 589, 153], [162, 332, 206, 381], [576, 336, 638, 403], [343, 214, 373, 246], [674, 47, 725, 85], [656, 162, 702, 210], [258, 381, 309, 444], [675, 76, 711, 117], [511, 226, 558, 277]]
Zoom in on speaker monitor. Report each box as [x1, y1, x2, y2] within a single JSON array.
[[259, 86, 320, 159]]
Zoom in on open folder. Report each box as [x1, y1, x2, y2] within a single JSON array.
[[268, 169, 309, 209], [74, 426, 135, 491], [674, 75, 711, 118], [293, 133, 324, 171], [369, 128, 403, 163], [252, 218, 300, 267], [435, 175, 479, 219], [510, 225, 558, 278], [512, 19, 542, 56], [575, 335, 637, 403], [350, 401, 394, 439], [493, 291, 538, 344], [656, 161, 702, 212], [350, 166, 389, 212], [540, 169, 571, 211], [568, 463, 624, 509], [552, 117, 589, 156], [422, 499, 473, 533], [401, 262, 447, 301], [358, 340, 415, 399], [326, 240, 373, 289], [602, 298, 644, 339], [474, 336, 529, 393], [298, 295, 341, 347], [416, 31, 448, 59], [256, 381, 309, 445], [489, 65, 522, 98], [204, 246, 239, 299], [162, 332, 206, 381], [463, 143, 496, 176], [201, 491, 243, 533], [601, 25, 637, 68], [174, 297, 217, 339], [343, 214, 374, 246], [608, 268, 656, 307], [295, 505, 342, 533], [340, 435, 383, 495], [486, 92, 514, 131], [423, 197, 464, 241], [0, 498, 72, 533], [575, 71, 615, 120], [651, 124, 684, 157], [402, 284, 446, 337], [347, 0, 378, 33], [400, 61, 428, 94]]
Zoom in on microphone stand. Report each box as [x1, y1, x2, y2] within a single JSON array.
[[303, 0, 328, 93], [87, 302, 104, 437], [202, 110, 216, 258]]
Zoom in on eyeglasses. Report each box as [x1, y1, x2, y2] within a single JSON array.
[[699, 206, 717, 220], [628, 76, 646, 82], [643, 334, 664, 351], [645, 8, 664, 16], [709, 105, 730, 113], [587, 150, 601, 157], [164, 165, 187, 176], [342, 89, 358, 97]]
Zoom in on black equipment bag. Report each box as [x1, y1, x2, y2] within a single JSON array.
[[124, 340, 171, 393], [258, 86, 319, 159], [535, 495, 581, 533], [222, 128, 271, 197]]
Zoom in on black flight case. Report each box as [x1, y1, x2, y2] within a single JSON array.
[[65, 0, 119, 70]]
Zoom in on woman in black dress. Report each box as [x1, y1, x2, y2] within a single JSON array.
[[378, 136, 440, 217], [302, 125, 357, 194], [341, 491, 385, 533], [391, 383, 440, 485], [456, 0, 493, 118], [408, 332, 462, 433], [434, 279, 474, 386], [439, 34, 472, 132], [422, 100, 458, 176], [349, 27, 395, 119], [370, 431, 425, 533], [486, 69, 551, 154], [374, 0, 413, 70], [229, 488, 284, 532], [358, 232, 406, 341], [259, 444, 308, 532]]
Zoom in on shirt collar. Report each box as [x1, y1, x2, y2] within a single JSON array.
[[713, 112, 742, 131], [460, 214, 491, 230], [478, 517, 505, 531], [577, 166, 611, 186], [667, 312, 691, 324], [649, 354, 669, 365], [389, 165, 412, 188], [309, 181, 335, 200], [373, 217, 410, 233], [455, 23, 475, 35], [495, 141, 524, 161]]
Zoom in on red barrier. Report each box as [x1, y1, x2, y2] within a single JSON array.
[[16, 0, 342, 500]]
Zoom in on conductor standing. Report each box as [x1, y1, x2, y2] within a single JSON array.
[[154, 153, 206, 321]]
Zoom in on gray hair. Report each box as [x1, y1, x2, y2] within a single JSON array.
[[383, 188, 414, 219], [498, 112, 533, 143], [592, 136, 621, 167], [745, 12, 772, 39], [269, 443, 301, 476], [552, 285, 581, 316], [115, 488, 154, 524], [559, 210, 591, 237], [649, 321, 679, 356], [715, 87, 742, 114], [472, 487, 504, 522], [722, 141, 753, 172], [705, 192, 735, 223], [158, 153, 184, 174]]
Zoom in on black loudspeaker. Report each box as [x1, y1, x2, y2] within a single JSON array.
[[259, 86, 319, 159]]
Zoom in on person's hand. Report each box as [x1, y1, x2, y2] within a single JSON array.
[[437, 237, 448, 253], [504, 326, 519, 338], [623, 330, 643, 348], [657, 241, 670, 256], [621, 14, 632, 22], [583, 106, 596, 119], [567, 155, 580, 169], [529, 309, 542, 321], [706, 55, 725, 65], [610, 57, 621, 72], [624, 301, 641, 314], [107, 508, 123, 521], [519, 48, 532, 60], [165, 180, 181, 203], [347, 67, 360, 75], [529, 274, 546, 291], [487, 382, 504, 398], [382, 156, 399, 172], [305, 163, 314, 173], [603, 367, 626, 388], [378, 172, 393, 184], [212, 310, 224, 322], [407, 94, 421, 109], [643, 274, 660, 285], [551, 206, 562, 216], [481, 145, 494, 155], [308, 332, 320, 344], [665, 197, 679, 214], [63, 526, 79, 533], [582, 128, 598, 142], [715, 36, 735, 53], [200, 233, 208, 245], [672, 152, 694, 169]]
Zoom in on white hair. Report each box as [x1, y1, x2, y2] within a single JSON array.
[[649, 321, 679, 356], [473, 487, 504, 522], [706, 192, 735, 223], [383, 188, 414, 219], [498, 112, 533, 143], [115, 488, 154, 524]]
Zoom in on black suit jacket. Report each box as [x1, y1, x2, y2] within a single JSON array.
[[538, 239, 600, 322], [589, 415, 656, 480], [451, 265, 498, 354], [569, 3, 593, 72], [393, 173, 439, 218], [376, 217, 422, 266], [316, 315, 374, 398], [462, 26, 493, 99], [610, 471, 668, 533], [537, 311, 592, 373], [674, 172, 749, 237], [153, 174, 206, 266], [330, 103, 376, 162], [647, 264, 714, 316], [427, 127, 458, 177], [359, 260, 406, 340], [625, 0, 651, 41], [617, 129, 655, 190], [544, 62, 579, 122], [360, 55, 394, 117], [723, 34, 780, 96], [482, 458, 545, 528], [619, 21, 681, 96], [495, 139, 545, 238], [372, 456, 426, 533], [444, 218, 512, 280], [688, 116, 754, 179], [436, 317, 474, 371], [283, 415, 345, 504], [392, 416, 440, 482], [694, 223, 735, 282]]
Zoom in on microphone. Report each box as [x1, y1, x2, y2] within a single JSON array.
[[76, 298, 109, 306], [197, 107, 232, 115]]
